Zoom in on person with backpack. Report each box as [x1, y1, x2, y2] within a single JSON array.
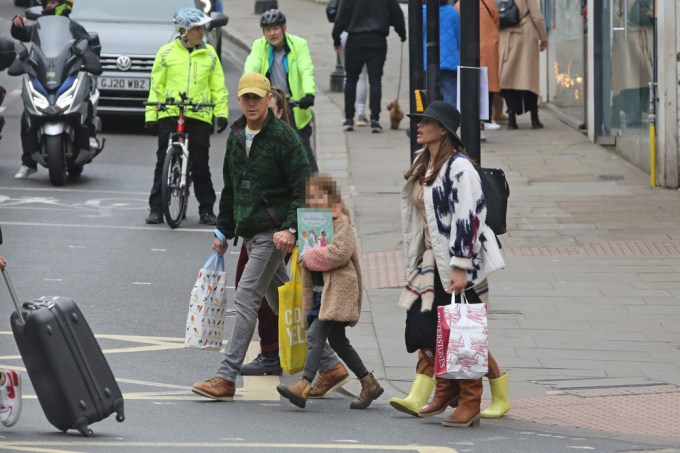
[[391, 101, 505, 428]]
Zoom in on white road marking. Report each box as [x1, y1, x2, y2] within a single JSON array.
[[0, 186, 147, 195], [43, 279, 62, 282], [151, 249, 167, 252], [133, 282, 152, 285], [566, 448, 595, 450], [68, 245, 86, 248]]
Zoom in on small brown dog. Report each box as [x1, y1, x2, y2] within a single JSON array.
[[387, 100, 405, 130]]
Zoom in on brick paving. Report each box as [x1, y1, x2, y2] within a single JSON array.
[[502, 387, 680, 440]]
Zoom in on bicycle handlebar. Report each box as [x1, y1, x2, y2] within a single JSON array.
[[143, 100, 216, 112]]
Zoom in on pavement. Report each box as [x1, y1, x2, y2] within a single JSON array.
[[222, 0, 680, 448]]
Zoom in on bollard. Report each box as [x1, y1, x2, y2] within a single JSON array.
[[329, 53, 344, 93], [254, 0, 278, 15]]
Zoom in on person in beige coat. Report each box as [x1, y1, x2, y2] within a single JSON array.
[[277, 174, 384, 410], [498, 0, 548, 129]]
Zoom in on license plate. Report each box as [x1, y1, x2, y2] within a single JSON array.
[[97, 77, 149, 91]]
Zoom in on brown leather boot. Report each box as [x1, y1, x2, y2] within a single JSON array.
[[308, 362, 350, 398], [419, 378, 459, 417], [416, 348, 435, 376], [191, 376, 235, 402], [350, 372, 384, 409], [442, 378, 483, 428], [276, 378, 311, 409]]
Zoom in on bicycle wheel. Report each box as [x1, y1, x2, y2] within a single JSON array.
[[161, 145, 188, 229]]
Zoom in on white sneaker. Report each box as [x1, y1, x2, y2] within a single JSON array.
[[89, 137, 101, 151], [14, 165, 37, 179], [356, 115, 369, 127], [480, 130, 487, 142], [0, 370, 22, 427], [485, 121, 501, 131]]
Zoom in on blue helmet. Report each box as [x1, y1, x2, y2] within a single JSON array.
[[173, 8, 211, 32]]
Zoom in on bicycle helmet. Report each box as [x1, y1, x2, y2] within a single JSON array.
[[173, 8, 212, 32], [260, 9, 286, 28], [41, 0, 73, 16]]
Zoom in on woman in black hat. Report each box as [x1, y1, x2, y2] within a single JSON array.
[[389, 101, 507, 428]]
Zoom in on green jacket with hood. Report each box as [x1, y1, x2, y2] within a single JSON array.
[[243, 33, 316, 130], [146, 38, 228, 124], [217, 110, 310, 239]]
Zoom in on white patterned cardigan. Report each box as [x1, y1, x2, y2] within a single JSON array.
[[401, 153, 505, 289]]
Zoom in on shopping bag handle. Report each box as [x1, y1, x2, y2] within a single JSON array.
[[290, 247, 300, 282], [202, 251, 225, 275]]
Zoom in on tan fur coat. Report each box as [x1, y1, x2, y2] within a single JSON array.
[[300, 213, 362, 329]]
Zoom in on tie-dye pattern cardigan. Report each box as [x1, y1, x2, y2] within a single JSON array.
[[401, 153, 505, 289]]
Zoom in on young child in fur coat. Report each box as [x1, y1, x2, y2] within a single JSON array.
[[277, 174, 383, 410]]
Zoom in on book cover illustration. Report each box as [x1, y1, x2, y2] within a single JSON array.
[[297, 208, 334, 256]]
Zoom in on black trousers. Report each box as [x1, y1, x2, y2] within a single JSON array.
[[344, 34, 387, 122], [297, 123, 318, 173], [148, 117, 216, 214], [501, 89, 538, 116]]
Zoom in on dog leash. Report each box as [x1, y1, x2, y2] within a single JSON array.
[[396, 42, 404, 101]]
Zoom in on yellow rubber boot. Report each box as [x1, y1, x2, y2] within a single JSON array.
[[480, 372, 510, 419], [389, 374, 436, 417]]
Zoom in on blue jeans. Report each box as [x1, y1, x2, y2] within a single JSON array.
[[440, 70, 458, 106]]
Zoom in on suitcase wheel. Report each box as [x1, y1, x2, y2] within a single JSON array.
[[116, 413, 125, 423], [74, 417, 94, 437]]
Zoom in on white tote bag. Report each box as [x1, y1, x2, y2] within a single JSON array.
[[184, 252, 227, 351], [434, 292, 488, 379]]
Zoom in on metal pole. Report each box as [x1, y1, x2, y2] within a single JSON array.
[[329, 53, 345, 92], [408, 0, 425, 161], [425, 0, 441, 105], [459, 0, 480, 163]]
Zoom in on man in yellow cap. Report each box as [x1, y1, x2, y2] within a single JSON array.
[[191, 73, 311, 401]]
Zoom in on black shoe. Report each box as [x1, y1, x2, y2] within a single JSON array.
[[145, 211, 163, 224], [342, 118, 354, 131], [370, 120, 383, 133], [199, 212, 217, 225], [507, 112, 518, 130], [240, 352, 282, 376]]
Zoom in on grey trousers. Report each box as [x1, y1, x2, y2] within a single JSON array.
[[216, 230, 339, 382]]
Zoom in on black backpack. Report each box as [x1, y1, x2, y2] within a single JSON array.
[[496, 0, 522, 29], [326, 0, 339, 23]]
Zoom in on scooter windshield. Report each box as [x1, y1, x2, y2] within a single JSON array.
[[30, 16, 75, 90]]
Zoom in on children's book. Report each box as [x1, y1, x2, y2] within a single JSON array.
[[297, 208, 334, 256]]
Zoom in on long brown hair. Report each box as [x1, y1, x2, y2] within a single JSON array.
[[270, 85, 292, 125], [404, 128, 468, 186], [305, 173, 352, 221]]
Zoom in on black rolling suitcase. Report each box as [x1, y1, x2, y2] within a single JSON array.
[[2, 269, 125, 436]]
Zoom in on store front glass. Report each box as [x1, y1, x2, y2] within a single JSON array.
[[545, 0, 587, 125], [596, 0, 655, 139]]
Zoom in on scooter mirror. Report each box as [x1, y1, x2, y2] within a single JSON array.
[[73, 39, 88, 57], [25, 6, 42, 21], [208, 12, 229, 29]]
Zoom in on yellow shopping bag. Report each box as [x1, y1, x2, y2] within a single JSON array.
[[278, 247, 307, 374]]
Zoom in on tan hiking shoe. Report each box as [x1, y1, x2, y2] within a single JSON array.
[[276, 378, 311, 409], [192, 376, 235, 401], [308, 362, 350, 398]]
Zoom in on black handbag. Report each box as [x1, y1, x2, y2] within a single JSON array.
[[326, 0, 339, 23], [476, 166, 510, 236], [496, 0, 521, 29]]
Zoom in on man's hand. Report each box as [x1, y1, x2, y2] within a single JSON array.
[[334, 44, 342, 54], [400, 34, 407, 43], [12, 15, 26, 28], [539, 41, 548, 52], [212, 237, 228, 256], [144, 121, 158, 136], [298, 94, 315, 109], [216, 117, 228, 133], [0, 256, 6, 270], [447, 267, 467, 295], [273, 230, 296, 253]]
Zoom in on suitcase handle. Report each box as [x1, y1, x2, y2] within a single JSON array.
[[2, 269, 26, 326]]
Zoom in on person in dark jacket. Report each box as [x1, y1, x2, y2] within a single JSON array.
[[423, 0, 460, 105], [192, 73, 345, 402], [11, 0, 103, 180], [332, 0, 406, 133]]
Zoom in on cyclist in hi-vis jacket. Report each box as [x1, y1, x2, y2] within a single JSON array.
[[144, 7, 229, 226], [244, 9, 318, 173]]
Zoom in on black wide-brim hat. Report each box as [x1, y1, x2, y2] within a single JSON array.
[[407, 101, 465, 148]]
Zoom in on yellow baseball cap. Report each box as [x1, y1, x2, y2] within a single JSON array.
[[238, 73, 271, 98]]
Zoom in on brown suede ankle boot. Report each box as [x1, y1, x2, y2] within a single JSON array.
[[276, 378, 311, 409], [442, 378, 483, 428], [419, 378, 459, 417], [350, 372, 384, 409]]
